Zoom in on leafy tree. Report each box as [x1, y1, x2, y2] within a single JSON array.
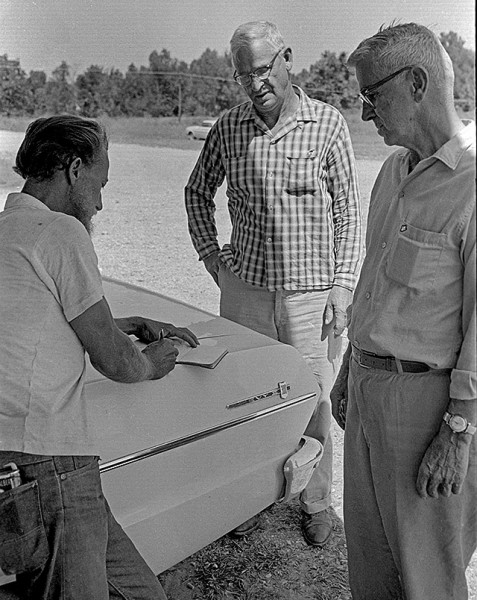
[[105, 68, 127, 117], [189, 49, 247, 115], [45, 61, 77, 114], [148, 49, 189, 116], [188, 48, 241, 115], [76, 65, 125, 117], [121, 64, 154, 116], [26, 70, 48, 115], [3, 32, 475, 118], [440, 31, 475, 110], [296, 50, 357, 109], [0, 56, 31, 115]]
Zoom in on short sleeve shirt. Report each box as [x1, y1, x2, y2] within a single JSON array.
[[0, 193, 104, 454]]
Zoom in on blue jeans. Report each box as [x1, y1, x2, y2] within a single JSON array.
[[219, 265, 342, 513], [0, 452, 167, 600]]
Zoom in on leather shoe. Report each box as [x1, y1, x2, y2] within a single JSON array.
[[230, 514, 261, 537], [301, 510, 332, 547]]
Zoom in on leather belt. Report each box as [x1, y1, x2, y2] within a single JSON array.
[[352, 346, 430, 373]]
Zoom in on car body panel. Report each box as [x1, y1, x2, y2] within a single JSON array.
[[0, 277, 319, 584]]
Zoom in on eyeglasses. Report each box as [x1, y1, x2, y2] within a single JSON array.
[[233, 48, 284, 87], [359, 66, 413, 108]]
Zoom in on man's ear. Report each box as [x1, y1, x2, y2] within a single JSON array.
[[283, 47, 293, 71], [67, 157, 83, 185], [410, 66, 428, 103]]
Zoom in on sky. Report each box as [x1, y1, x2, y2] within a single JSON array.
[[0, 0, 475, 77]]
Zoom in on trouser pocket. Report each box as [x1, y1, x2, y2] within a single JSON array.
[[0, 480, 49, 575]]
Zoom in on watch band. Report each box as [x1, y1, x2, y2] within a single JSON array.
[[443, 412, 477, 435]]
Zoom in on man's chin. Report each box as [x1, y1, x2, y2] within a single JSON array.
[[78, 216, 93, 236]]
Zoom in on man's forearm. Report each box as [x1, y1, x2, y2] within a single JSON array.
[[90, 328, 155, 383]]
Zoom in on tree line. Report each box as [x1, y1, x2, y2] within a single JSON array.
[[0, 32, 474, 119]]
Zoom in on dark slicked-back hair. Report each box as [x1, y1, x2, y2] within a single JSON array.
[[14, 115, 108, 181]]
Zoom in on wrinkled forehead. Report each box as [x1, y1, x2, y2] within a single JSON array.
[[233, 39, 277, 71]]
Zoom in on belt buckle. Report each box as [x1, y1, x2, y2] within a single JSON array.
[[357, 350, 371, 369]]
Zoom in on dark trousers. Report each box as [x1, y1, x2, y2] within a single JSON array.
[[0, 452, 167, 599], [344, 360, 477, 600]]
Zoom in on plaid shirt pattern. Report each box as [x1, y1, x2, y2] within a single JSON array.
[[185, 87, 362, 291]]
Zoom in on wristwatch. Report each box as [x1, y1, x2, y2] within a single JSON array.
[[443, 412, 477, 435]]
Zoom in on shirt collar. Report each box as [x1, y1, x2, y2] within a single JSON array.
[[4, 192, 50, 211], [432, 120, 475, 170], [238, 85, 318, 124]]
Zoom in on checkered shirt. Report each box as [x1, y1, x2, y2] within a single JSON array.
[[185, 87, 362, 291]]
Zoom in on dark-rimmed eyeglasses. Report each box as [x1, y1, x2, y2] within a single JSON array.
[[233, 48, 284, 87], [359, 66, 413, 108]]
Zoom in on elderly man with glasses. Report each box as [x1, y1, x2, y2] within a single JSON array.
[[331, 23, 476, 599], [185, 21, 362, 546]]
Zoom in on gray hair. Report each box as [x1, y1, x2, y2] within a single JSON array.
[[347, 23, 454, 93], [14, 115, 108, 181], [230, 21, 285, 58]]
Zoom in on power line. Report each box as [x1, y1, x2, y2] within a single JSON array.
[[135, 71, 232, 83]]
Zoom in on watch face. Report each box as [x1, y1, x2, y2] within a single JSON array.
[[449, 415, 467, 432]]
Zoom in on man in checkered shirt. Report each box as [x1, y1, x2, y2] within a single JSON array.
[[185, 21, 362, 546]]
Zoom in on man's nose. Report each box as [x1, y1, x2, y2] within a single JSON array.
[[250, 75, 264, 91], [361, 102, 375, 122]]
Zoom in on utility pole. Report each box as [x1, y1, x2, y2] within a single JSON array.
[[178, 80, 182, 122]]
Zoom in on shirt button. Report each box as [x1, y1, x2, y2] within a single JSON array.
[[400, 224, 407, 232], [365, 292, 371, 300], [268, 205, 273, 211], [381, 242, 387, 248], [268, 172, 274, 178], [266, 237, 272, 244], [60, 474, 67, 480]]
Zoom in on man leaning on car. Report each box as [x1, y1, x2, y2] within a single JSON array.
[[0, 115, 198, 599]]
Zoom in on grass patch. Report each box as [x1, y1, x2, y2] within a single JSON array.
[[0, 107, 470, 162], [161, 501, 351, 600], [0, 112, 395, 160]]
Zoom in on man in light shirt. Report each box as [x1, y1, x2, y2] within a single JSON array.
[[331, 23, 476, 599], [185, 21, 362, 545], [0, 115, 197, 599]]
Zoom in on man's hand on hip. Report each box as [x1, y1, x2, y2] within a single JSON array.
[[416, 423, 472, 498], [324, 285, 352, 336], [203, 251, 222, 287]]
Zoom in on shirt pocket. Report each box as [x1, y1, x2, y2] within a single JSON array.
[[0, 480, 49, 575], [386, 223, 446, 292], [285, 152, 319, 195]]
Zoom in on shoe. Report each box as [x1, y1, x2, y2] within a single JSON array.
[[301, 510, 333, 547], [230, 514, 261, 537]]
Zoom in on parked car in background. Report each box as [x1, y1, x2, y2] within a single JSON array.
[[186, 119, 217, 140]]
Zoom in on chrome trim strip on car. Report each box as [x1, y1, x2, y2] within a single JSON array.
[[226, 382, 290, 409], [99, 392, 316, 473]]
